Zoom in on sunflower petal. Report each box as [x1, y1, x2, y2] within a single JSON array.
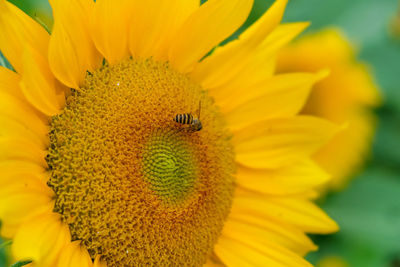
[[12, 211, 71, 267], [0, 92, 49, 139], [21, 45, 65, 116], [57, 241, 93, 267], [0, 174, 54, 238], [223, 22, 310, 87], [0, 138, 47, 167], [90, 0, 130, 65], [0, 172, 51, 194], [129, 0, 199, 60], [0, 115, 48, 148], [210, 22, 311, 108], [93, 256, 107, 267], [234, 116, 340, 169], [228, 212, 317, 256], [0, 66, 24, 99], [0, 221, 19, 239], [169, 0, 253, 73], [0, 0, 49, 72], [224, 71, 328, 131], [232, 192, 339, 233], [190, 0, 287, 88], [204, 256, 224, 267], [215, 234, 312, 267], [0, 160, 46, 182], [49, 0, 101, 89], [236, 159, 329, 196]]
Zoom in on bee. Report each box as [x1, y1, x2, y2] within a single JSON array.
[[173, 102, 202, 131]]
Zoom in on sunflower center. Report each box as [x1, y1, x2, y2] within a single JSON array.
[[46, 58, 235, 266], [142, 131, 198, 205]]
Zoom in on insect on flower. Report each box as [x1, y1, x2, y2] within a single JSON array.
[[173, 101, 202, 131]]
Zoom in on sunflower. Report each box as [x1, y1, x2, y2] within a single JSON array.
[[0, 0, 340, 266], [277, 29, 380, 190], [316, 256, 349, 267]]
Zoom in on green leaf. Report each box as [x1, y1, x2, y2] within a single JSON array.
[[0, 51, 12, 69], [10, 260, 33, 267], [0, 238, 8, 267], [308, 166, 400, 266], [0, 240, 12, 250], [8, 0, 53, 30], [373, 106, 400, 169]]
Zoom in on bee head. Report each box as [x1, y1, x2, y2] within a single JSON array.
[[193, 119, 202, 131]]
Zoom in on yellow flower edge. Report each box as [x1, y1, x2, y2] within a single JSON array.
[[316, 256, 349, 267], [277, 28, 380, 191], [0, 0, 339, 266]]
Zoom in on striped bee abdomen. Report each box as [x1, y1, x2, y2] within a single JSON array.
[[174, 113, 193, 124]]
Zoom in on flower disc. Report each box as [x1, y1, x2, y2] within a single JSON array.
[[46, 58, 235, 266]]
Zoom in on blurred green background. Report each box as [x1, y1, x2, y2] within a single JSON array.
[[1, 0, 399, 266]]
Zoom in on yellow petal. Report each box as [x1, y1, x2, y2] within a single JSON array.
[[234, 116, 340, 169], [57, 241, 93, 267], [129, 0, 199, 60], [0, 174, 54, 238], [21, 45, 65, 116], [236, 159, 329, 196], [0, 0, 49, 72], [232, 192, 339, 234], [0, 138, 47, 167], [90, 0, 130, 65], [224, 71, 328, 131], [314, 112, 375, 190], [93, 255, 107, 267], [190, 0, 287, 88], [225, 22, 310, 87], [204, 255, 224, 267], [215, 234, 312, 267], [0, 68, 51, 147], [169, 0, 253, 73], [0, 160, 46, 182], [0, 66, 24, 100], [0, 115, 48, 147], [49, 0, 101, 89], [228, 212, 317, 256], [210, 22, 310, 109], [0, 172, 51, 194], [0, 91, 49, 139], [12, 211, 71, 267], [1, 201, 54, 238], [0, 221, 19, 239]]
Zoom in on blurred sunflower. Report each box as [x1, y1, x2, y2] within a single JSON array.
[[316, 256, 349, 267], [0, 0, 339, 266], [277, 29, 380, 191]]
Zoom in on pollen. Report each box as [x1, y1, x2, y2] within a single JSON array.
[[46, 58, 236, 266]]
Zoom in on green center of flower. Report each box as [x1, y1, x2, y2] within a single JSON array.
[[143, 131, 198, 205], [46, 58, 235, 266]]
